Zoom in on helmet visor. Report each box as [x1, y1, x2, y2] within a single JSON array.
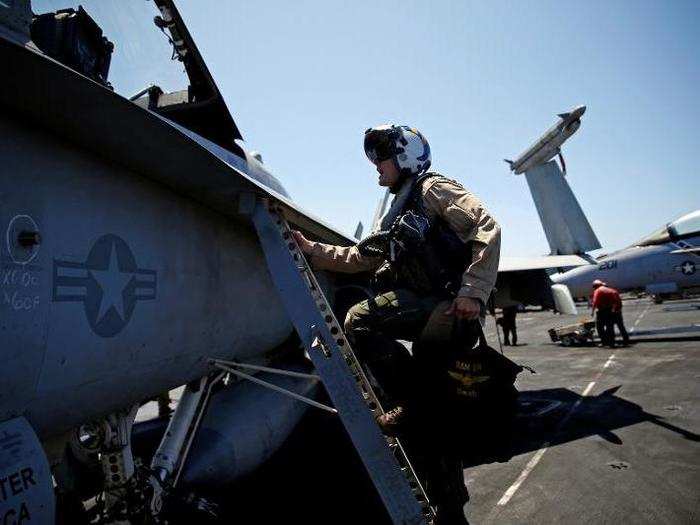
[[364, 128, 399, 163]]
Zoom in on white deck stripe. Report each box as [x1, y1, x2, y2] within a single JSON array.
[[632, 303, 652, 329], [496, 446, 550, 506], [496, 353, 614, 507], [603, 355, 615, 369], [581, 380, 596, 396], [493, 303, 652, 509]]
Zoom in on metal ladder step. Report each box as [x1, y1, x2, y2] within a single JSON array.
[[247, 198, 434, 525]]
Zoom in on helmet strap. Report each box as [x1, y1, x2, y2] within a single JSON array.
[[389, 166, 414, 194]]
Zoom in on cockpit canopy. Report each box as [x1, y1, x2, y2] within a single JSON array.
[[669, 209, 700, 238], [31, 0, 244, 156], [635, 209, 700, 247]]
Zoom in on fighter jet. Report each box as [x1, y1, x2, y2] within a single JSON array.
[[499, 108, 699, 308], [1, 1, 384, 522], [0, 2, 639, 522], [551, 210, 700, 301]]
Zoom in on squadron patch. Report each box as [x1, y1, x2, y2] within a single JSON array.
[[52, 234, 157, 337]]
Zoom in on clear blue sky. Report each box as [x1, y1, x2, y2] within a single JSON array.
[[46, 1, 700, 256]]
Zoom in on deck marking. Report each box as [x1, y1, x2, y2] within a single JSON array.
[[603, 355, 615, 369], [632, 303, 652, 330], [496, 446, 549, 506], [581, 381, 596, 396], [496, 352, 615, 507]]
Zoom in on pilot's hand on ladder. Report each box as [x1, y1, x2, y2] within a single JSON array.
[[292, 230, 313, 254]]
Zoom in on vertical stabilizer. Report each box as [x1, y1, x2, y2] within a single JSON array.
[[371, 188, 391, 232], [353, 221, 364, 240], [524, 160, 600, 254]]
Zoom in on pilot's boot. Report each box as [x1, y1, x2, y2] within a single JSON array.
[[433, 505, 469, 525], [434, 504, 470, 525], [425, 450, 470, 525], [353, 337, 418, 426], [376, 406, 410, 437]]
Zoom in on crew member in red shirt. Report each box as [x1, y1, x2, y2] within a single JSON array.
[[591, 280, 614, 346], [591, 280, 628, 347], [610, 287, 630, 346]]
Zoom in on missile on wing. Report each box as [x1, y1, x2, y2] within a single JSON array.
[[505, 105, 586, 174]]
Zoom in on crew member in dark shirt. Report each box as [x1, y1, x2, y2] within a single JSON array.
[[499, 305, 519, 346]]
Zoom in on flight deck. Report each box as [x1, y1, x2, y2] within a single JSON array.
[[469, 298, 699, 524], [173, 297, 700, 524]]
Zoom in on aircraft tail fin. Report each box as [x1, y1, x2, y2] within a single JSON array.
[[524, 160, 601, 255], [371, 188, 392, 232], [353, 221, 364, 240]]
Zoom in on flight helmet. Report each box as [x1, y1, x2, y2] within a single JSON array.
[[364, 125, 431, 176]]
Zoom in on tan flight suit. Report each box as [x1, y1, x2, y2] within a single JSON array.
[[305, 175, 500, 394], [307, 175, 500, 518], [306, 176, 500, 302]]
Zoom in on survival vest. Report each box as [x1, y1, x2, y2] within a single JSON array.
[[359, 172, 473, 297]]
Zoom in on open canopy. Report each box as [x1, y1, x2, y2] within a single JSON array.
[[669, 209, 700, 239], [634, 209, 700, 247]]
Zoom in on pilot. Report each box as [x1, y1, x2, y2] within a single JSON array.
[[293, 124, 500, 524]]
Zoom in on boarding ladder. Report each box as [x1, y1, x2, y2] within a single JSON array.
[[239, 196, 434, 525]]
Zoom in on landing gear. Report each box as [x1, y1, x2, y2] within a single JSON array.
[[56, 380, 224, 524], [65, 404, 148, 522], [99, 405, 140, 518]]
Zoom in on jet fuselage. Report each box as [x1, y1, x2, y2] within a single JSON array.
[[551, 235, 700, 300], [1, 112, 294, 437]]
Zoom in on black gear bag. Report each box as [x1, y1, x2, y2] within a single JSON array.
[[414, 317, 523, 408], [444, 320, 522, 406]]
